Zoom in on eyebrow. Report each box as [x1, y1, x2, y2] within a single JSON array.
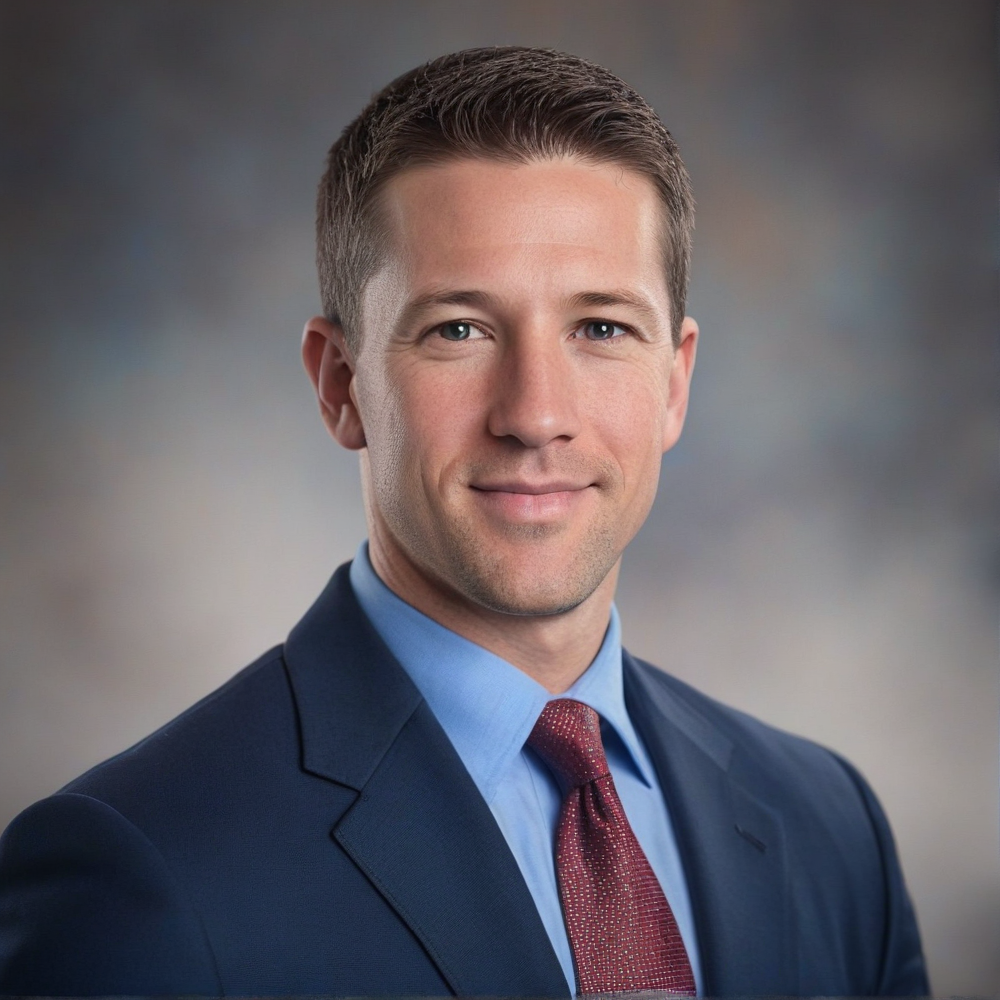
[[566, 290, 661, 326], [399, 289, 499, 325]]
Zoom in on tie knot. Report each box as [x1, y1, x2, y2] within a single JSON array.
[[527, 699, 610, 788]]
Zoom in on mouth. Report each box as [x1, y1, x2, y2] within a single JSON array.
[[468, 481, 595, 522], [470, 480, 593, 496]]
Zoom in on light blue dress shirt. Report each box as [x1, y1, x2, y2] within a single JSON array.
[[350, 543, 702, 996]]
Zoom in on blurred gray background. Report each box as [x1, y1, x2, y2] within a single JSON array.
[[1, 0, 997, 993]]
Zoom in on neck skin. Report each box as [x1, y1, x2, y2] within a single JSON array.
[[365, 496, 619, 696]]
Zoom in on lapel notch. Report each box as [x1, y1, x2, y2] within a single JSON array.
[[284, 564, 423, 789]]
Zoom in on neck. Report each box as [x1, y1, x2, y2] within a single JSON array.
[[366, 526, 619, 696]]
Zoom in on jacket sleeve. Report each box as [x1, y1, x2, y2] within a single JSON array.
[[0, 791, 222, 995], [832, 754, 931, 996]]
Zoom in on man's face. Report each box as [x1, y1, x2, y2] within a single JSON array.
[[348, 156, 696, 616]]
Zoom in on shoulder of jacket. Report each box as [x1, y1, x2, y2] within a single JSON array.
[[60, 644, 291, 799], [625, 653, 874, 805]]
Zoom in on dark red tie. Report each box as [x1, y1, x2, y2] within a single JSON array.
[[528, 699, 696, 996]]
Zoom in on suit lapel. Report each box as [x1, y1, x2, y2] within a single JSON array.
[[284, 565, 568, 998], [624, 654, 797, 997], [334, 700, 568, 997]]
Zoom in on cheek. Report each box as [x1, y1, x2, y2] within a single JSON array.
[[585, 370, 667, 478], [367, 362, 483, 481]]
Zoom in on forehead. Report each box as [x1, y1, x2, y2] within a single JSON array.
[[372, 156, 668, 302]]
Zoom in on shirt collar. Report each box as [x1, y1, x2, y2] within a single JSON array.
[[349, 542, 655, 802]]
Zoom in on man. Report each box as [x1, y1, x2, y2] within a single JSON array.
[[0, 47, 928, 996]]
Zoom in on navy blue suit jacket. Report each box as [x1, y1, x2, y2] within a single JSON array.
[[0, 563, 928, 995]]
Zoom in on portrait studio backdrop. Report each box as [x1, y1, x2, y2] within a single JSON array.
[[1, 1, 996, 993]]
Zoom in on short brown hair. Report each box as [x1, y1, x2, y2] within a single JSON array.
[[317, 46, 694, 351]]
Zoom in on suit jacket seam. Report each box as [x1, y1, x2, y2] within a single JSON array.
[[57, 791, 226, 995], [823, 751, 899, 995]]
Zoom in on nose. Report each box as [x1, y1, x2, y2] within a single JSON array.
[[486, 328, 582, 448]]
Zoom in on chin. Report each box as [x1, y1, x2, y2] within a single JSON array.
[[444, 538, 618, 619], [464, 580, 590, 618]]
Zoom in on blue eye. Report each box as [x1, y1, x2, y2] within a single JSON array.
[[439, 322, 476, 341], [583, 321, 626, 340]]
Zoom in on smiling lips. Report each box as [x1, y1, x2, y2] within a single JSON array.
[[470, 481, 595, 522]]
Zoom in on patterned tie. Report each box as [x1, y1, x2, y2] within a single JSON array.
[[528, 699, 696, 996]]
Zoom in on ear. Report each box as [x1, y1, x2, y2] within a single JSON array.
[[301, 316, 366, 450], [661, 315, 698, 453]]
